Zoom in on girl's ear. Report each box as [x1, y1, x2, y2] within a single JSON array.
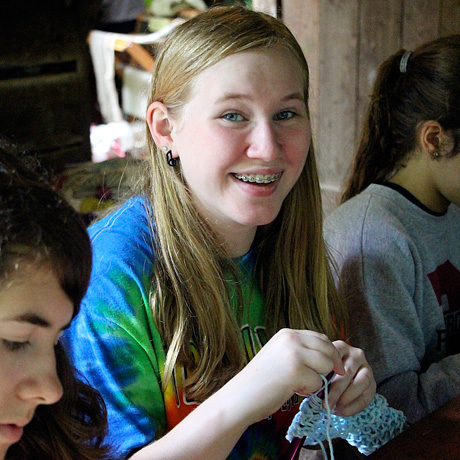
[[419, 121, 453, 158], [147, 101, 174, 150]]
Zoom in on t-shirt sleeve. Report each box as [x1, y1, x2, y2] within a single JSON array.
[[64, 202, 166, 457]]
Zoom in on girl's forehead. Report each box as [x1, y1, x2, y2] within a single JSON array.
[[191, 47, 306, 97], [205, 46, 303, 74], [0, 257, 46, 289], [0, 262, 73, 326]]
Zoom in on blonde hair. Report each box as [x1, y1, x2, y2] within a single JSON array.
[[141, 5, 347, 401]]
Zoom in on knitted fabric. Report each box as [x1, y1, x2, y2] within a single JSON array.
[[286, 389, 407, 456]]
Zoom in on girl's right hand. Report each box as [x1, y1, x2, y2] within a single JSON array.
[[220, 328, 346, 426], [131, 329, 347, 460]]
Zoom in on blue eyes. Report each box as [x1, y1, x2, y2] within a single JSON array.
[[223, 112, 244, 122], [3, 340, 30, 352], [222, 110, 296, 122]]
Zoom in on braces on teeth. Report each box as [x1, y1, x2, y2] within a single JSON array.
[[234, 172, 281, 184]]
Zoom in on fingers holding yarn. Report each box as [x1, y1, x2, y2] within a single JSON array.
[[333, 366, 375, 416], [286, 340, 401, 457], [226, 329, 344, 423], [271, 329, 345, 378], [327, 341, 376, 416]]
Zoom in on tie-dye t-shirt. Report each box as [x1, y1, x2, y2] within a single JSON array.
[[65, 196, 301, 458]]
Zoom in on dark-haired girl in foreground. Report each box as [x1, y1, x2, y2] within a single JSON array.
[[0, 144, 114, 460]]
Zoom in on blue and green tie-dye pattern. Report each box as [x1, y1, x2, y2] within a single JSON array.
[[65, 196, 300, 459]]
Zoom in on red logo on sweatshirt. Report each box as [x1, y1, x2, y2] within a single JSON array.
[[429, 260, 460, 354]]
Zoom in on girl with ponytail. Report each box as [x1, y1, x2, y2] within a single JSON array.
[[325, 34, 460, 424]]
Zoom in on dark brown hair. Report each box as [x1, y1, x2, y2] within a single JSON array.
[[0, 141, 114, 459]]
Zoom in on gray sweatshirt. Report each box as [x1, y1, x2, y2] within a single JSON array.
[[324, 183, 460, 423]]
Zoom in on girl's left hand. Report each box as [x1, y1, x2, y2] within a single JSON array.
[[326, 341, 376, 416]]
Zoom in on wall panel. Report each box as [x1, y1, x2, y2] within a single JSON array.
[[357, 1, 402, 127], [440, 0, 460, 35], [402, 0, 441, 49]]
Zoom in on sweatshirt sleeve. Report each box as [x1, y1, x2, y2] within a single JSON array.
[[325, 198, 460, 423]]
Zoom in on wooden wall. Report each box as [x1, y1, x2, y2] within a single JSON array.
[[277, 0, 460, 215]]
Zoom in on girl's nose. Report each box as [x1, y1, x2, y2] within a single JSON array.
[[17, 355, 64, 405], [246, 121, 282, 161]]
